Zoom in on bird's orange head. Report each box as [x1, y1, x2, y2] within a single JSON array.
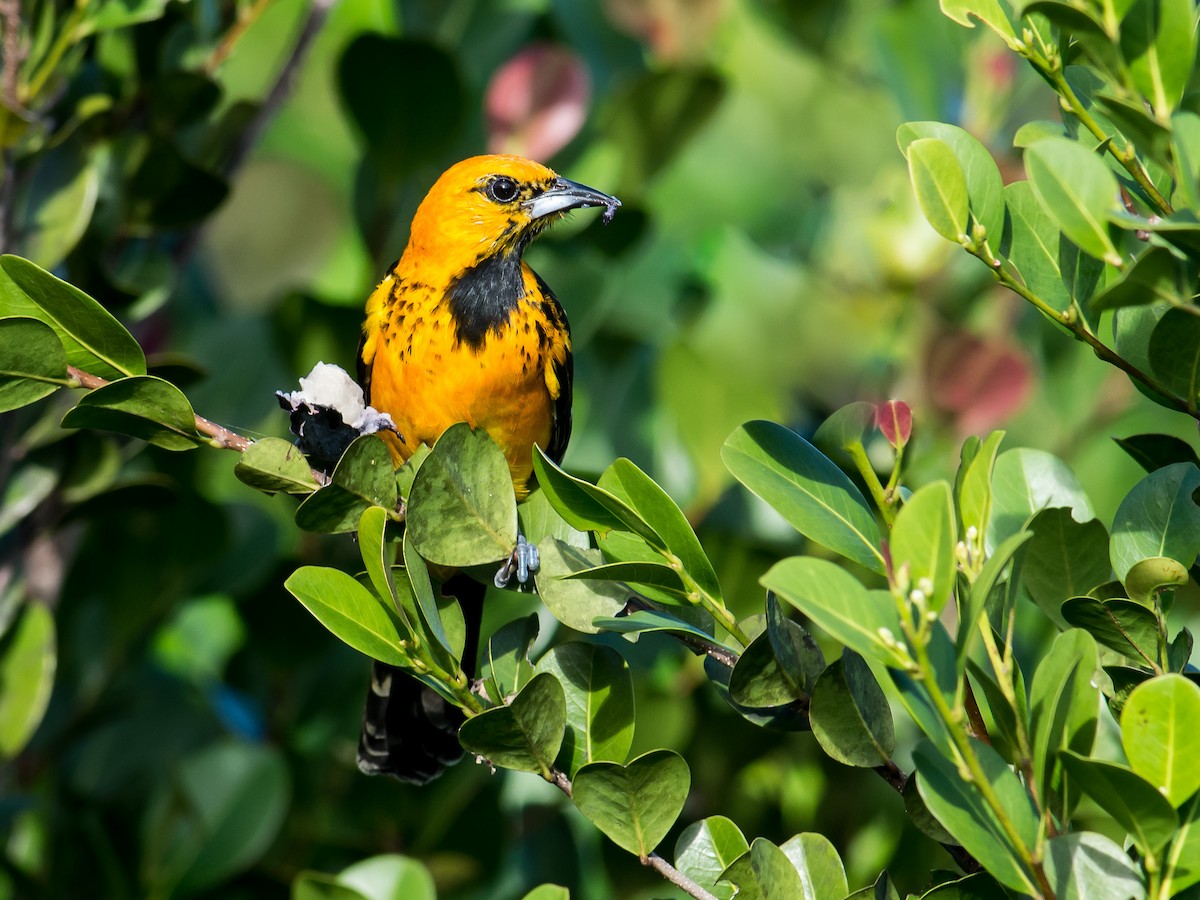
[[402, 155, 619, 272]]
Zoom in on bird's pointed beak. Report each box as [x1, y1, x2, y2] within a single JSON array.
[[526, 177, 621, 220]]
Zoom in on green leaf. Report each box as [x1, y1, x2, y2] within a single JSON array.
[[766, 592, 826, 696], [811, 400, 876, 468], [292, 873, 369, 900], [723, 421, 884, 574], [1024, 138, 1122, 265], [0, 255, 146, 380], [598, 458, 723, 604], [535, 642, 634, 776], [1110, 462, 1200, 581], [295, 436, 397, 534], [968, 656, 1030, 766], [1122, 0, 1196, 120], [563, 560, 688, 599], [1042, 832, 1147, 900], [843, 871, 900, 900], [519, 887, 569, 900], [1023, 509, 1111, 621], [532, 447, 662, 546], [1173, 110, 1200, 209], [891, 481, 957, 612], [572, 750, 690, 857], [938, 0, 1019, 47], [905, 138, 971, 242], [1060, 596, 1160, 665], [1121, 673, 1200, 806], [988, 448, 1094, 549], [1162, 792, 1200, 894], [0, 317, 68, 412], [0, 601, 55, 760], [675, 816, 749, 899], [1149, 307, 1200, 403], [356, 507, 412, 635], [400, 535, 456, 659], [914, 738, 1040, 894], [1029, 629, 1100, 819], [778, 832, 848, 900], [481, 614, 538, 704], [897, 122, 1007, 242], [810, 650, 894, 768], [719, 839, 807, 900], [1114, 432, 1200, 473], [956, 430, 1004, 545], [283, 566, 407, 665], [1126, 555, 1190, 605], [407, 423, 517, 566], [61, 375, 203, 450], [1002, 182, 1074, 312], [729, 631, 803, 708], [534, 539, 628, 634], [458, 672, 565, 776], [959, 531, 1032, 669], [590, 608, 719, 644], [1092, 246, 1190, 312], [329, 854, 437, 900], [1059, 752, 1178, 856], [80, 0, 170, 36], [763, 557, 904, 668], [141, 740, 289, 896], [234, 438, 319, 495], [916, 871, 1009, 899]]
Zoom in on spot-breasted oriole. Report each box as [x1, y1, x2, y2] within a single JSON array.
[[355, 155, 619, 783]]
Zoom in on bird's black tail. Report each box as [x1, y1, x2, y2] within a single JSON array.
[[356, 574, 485, 784]]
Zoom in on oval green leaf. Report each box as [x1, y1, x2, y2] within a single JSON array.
[[723, 421, 884, 574], [0, 317, 69, 412], [810, 650, 894, 768], [1121, 673, 1200, 806], [1024, 138, 1121, 265], [61, 374, 203, 450], [906, 138, 971, 243], [234, 437, 319, 496], [458, 671, 565, 777], [283, 565, 407, 665], [0, 254, 146, 379], [891, 480, 957, 613], [407, 423, 518, 566], [535, 642, 634, 776], [1110, 462, 1200, 582]]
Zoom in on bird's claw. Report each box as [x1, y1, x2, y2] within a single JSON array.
[[494, 534, 540, 589]]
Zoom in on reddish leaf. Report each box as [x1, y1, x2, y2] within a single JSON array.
[[485, 44, 590, 160], [876, 400, 913, 449], [925, 331, 1032, 436]]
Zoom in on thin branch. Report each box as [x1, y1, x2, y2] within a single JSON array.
[[67, 365, 253, 451], [620, 596, 741, 668], [644, 853, 719, 900]]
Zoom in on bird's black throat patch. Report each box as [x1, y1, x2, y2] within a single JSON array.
[[445, 251, 525, 349]]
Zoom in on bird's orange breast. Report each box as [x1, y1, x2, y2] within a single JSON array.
[[362, 265, 569, 499]]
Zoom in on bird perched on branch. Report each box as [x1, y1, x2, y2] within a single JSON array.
[[355, 155, 619, 783]]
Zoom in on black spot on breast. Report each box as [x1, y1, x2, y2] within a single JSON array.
[[445, 252, 525, 349]]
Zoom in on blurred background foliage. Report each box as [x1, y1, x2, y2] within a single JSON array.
[[1, 0, 1191, 897]]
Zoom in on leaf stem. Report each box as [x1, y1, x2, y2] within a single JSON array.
[[909, 622, 1054, 898], [846, 441, 897, 528], [967, 248, 1198, 421], [1031, 55, 1173, 217]]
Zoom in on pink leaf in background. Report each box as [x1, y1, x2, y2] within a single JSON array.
[[485, 44, 590, 161], [925, 331, 1032, 437], [876, 399, 913, 449]]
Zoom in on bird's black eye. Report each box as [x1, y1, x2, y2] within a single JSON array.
[[487, 176, 520, 203]]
